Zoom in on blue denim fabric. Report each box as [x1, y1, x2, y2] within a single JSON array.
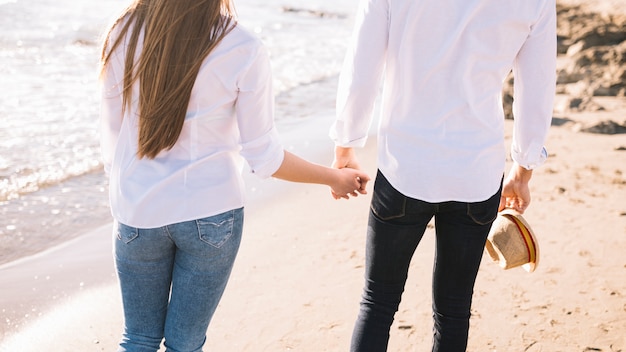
[[114, 208, 244, 352], [350, 171, 501, 352]]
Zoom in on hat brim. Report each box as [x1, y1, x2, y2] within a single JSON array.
[[499, 208, 540, 272]]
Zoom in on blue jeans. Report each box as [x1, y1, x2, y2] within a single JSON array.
[[114, 208, 244, 352], [351, 171, 501, 352]]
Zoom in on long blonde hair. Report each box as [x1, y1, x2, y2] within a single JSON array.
[[100, 0, 235, 159]]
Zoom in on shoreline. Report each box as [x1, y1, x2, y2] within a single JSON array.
[[0, 223, 118, 343], [2, 0, 624, 266], [0, 75, 343, 268], [1, 109, 625, 350], [0, 111, 372, 348], [1, 1, 625, 348]]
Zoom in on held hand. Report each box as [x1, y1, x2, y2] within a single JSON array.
[[332, 146, 361, 170], [330, 168, 370, 200], [499, 162, 533, 213], [331, 146, 368, 199]]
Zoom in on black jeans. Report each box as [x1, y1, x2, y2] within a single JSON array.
[[351, 171, 501, 352]]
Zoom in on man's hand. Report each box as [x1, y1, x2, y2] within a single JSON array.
[[331, 146, 367, 200], [332, 146, 361, 170], [330, 168, 370, 200], [499, 162, 533, 213]]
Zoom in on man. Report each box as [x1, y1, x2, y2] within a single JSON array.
[[330, 0, 556, 350]]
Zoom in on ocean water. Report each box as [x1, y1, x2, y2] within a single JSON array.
[[0, 0, 358, 264]]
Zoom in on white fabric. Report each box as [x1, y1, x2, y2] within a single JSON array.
[[331, 0, 556, 202], [100, 22, 284, 228]]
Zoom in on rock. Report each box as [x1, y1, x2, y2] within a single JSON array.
[[580, 120, 626, 134], [567, 96, 605, 112], [502, 74, 514, 120], [572, 25, 626, 52], [555, 3, 626, 109], [507, 2, 626, 114], [566, 41, 586, 56]]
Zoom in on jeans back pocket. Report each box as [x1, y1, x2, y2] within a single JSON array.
[[466, 185, 501, 225], [196, 209, 240, 248], [370, 171, 407, 221], [117, 223, 139, 244]]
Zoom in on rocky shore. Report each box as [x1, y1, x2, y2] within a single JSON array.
[[504, 0, 626, 136]]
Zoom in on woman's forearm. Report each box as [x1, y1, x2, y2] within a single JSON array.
[[272, 151, 337, 185]]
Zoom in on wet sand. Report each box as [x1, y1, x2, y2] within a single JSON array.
[[1, 104, 625, 350], [1, 0, 626, 350]]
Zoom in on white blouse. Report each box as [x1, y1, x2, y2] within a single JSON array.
[[100, 22, 284, 228], [331, 0, 556, 202]]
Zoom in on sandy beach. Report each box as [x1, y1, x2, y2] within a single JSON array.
[[1, 108, 625, 351], [1, 0, 626, 351]]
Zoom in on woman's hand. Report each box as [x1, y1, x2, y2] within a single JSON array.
[[330, 167, 370, 200], [271, 150, 369, 199]]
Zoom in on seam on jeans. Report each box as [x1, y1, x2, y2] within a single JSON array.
[[194, 220, 202, 240], [466, 202, 498, 226], [164, 225, 174, 241], [371, 197, 407, 221]]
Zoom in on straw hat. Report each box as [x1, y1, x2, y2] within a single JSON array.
[[485, 208, 539, 272]]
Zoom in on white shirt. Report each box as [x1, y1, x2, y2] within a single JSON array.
[[331, 0, 556, 202], [100, 22, 284, 228]]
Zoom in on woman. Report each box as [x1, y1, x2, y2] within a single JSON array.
[[99, 1, 369, 350]]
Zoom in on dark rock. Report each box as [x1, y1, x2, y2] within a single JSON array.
[[580, 120, 626, 134]]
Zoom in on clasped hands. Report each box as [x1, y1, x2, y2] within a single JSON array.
[[330, 146, 370, 200]]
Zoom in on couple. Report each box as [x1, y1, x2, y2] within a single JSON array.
[[98, 0, 556, 351]]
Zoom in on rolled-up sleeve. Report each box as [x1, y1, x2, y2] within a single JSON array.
[[236, 44, 284, 178], [331, 0, 389, 148], [511, 0, 556, 169]]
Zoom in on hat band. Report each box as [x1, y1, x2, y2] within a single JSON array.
[[504, 214, 536, 264]]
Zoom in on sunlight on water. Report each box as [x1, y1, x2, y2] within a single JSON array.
[[0, 0, 358, 201], [0, 0, 128, 201], [0, 0, 359, 263]]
